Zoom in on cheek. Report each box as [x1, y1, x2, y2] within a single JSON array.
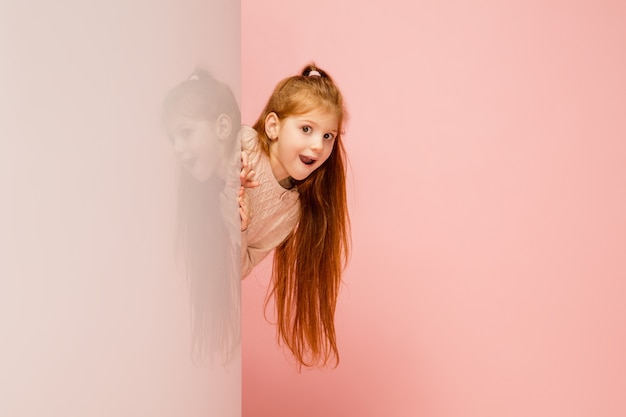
[[322, 143, 335, 161], [193, 133, 219, 154], [191, 124, 215, 145], [316, 154, 332, 168]]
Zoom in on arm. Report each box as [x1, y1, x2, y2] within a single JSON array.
[[239, 150, 258, 231], [240, 232, 275, 278], [239, 149, 275, 277]]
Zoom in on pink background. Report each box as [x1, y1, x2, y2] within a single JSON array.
[[241, 1, 626, 416], [3, 1, 625, 416]]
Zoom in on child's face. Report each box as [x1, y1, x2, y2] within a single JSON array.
[[268, 108, 339, 182], [167, 114, 221, 182]]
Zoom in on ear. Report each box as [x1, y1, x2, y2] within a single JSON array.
[[264, 112, 280, 140], [215, 113, 232, 141]]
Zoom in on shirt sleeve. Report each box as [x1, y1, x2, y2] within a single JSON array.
[[241, 230, 274, 279]]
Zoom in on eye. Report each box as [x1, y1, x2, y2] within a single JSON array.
[[180, 126, 193, 138], [323, 133, 335, 141], [301, 125, 311, 133]]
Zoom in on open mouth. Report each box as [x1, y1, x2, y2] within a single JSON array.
[[181, 157, 196, 169], [299, 155, 317, 165]]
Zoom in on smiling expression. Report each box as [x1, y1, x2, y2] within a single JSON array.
[[267, 108, 339, 184]]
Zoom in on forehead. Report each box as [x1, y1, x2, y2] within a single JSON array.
[[166, 113, 206, 126], [165, 114, 212, 134]]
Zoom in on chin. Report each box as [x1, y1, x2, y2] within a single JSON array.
[[290, 173, 310, 181]]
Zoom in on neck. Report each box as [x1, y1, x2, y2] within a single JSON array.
[[278, 176, 294, 189]]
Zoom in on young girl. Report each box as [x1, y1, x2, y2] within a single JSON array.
[[163, 69, 242, 364], [240, 64, 350, 368]]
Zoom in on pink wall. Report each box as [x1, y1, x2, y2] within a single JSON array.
[[241, 1, 626, 416]]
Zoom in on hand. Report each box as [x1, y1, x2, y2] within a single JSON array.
[[239, 186, 251, 231], [240, 151, 259, 189]]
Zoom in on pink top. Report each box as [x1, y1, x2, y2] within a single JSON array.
[[240, 126, 300, 278]]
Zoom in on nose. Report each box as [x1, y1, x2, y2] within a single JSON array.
[[173, 135, 186, 153], [310, 134, 324, 151]]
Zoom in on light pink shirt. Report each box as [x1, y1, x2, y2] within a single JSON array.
[[240, 126, 300, 278]]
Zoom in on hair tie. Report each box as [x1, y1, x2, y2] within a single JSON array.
[[308, 70, 321, 77]]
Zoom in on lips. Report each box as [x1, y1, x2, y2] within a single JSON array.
[[299, 155, 317, 165], [181, 157, 196, 169]]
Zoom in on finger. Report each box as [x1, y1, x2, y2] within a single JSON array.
[[240, 169, 252, 187], [243, 179, 259, 188], [239, 207, 249, 231]]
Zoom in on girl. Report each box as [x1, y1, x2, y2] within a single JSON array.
[[163, 69, 242, 364], [241, 64, 350, 368]]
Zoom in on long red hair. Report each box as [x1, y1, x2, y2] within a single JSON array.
[[252, 64, 350, 368]]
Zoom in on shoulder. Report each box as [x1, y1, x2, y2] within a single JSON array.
[[239, 125, 259, 153]]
